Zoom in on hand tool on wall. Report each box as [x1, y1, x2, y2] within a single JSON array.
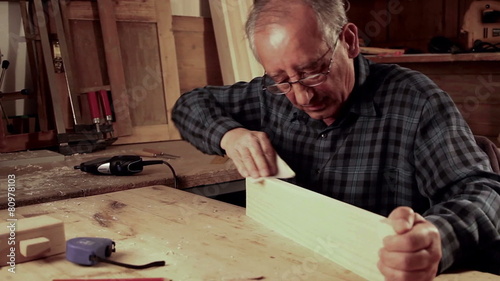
[[0, 60, 10, 88], [33, 0, 67, 136], [99, 89, 115, 138], [0, 60, 14, 134], [87, 91, 101, 133], [462, 1, 500, 50], [86, 90, 116, 139], [136, 148, 180, 159]]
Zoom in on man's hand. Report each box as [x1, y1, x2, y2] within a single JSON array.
[[220, 128, 277, 178], [378, 207, 442, 281]]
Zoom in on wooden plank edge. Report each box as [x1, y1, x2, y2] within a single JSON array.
[[155, 0, 181, 140], [112, 124, 174, 145]]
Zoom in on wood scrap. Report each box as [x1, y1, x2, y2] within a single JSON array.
[[0, 215, 66, 264], [360, 46, 405, 56]]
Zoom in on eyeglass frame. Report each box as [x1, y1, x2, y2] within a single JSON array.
[[262, 37, 341, 96]]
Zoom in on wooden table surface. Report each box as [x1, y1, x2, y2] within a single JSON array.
[[0, 140, 242, 209], [0, 185, 497, 281]]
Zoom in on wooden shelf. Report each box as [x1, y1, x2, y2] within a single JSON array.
[[366, 52, 500, 64]]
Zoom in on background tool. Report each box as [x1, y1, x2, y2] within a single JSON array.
[[99, 89, 115, 138], [0, 60, 9, 87], [0, 60, 14, 134], [461, 1, 500, 49], [135, 148, 180, 159], [66, 237, 166, 269], [86, 90, 116, 137], [74, 155, 178, 188], [87, 91, 101, 133]]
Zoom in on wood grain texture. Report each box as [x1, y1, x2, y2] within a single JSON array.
[[0, 149, 64, 167], [0, 186, 364, 281], [209, 0, 263, 84], [0, 186, 495, 280], [96, 0, 133, 136], [62, 0, 182, 143], [0, 215, 65, 264], [172, 16, 223, 93], [246, 178, 395, 281], [348, 0, 479, 52], [0, 140, 241, 209], [246, 179, 499, 281]]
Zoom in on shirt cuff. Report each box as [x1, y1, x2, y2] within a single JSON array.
[[204, 117, 243, 155]]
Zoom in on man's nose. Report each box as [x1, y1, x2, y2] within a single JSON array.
[[292, 83, 313, 105]]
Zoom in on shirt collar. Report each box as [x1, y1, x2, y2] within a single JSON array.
[[348, 54, 379, 118]]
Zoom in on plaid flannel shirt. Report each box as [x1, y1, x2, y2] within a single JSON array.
[[172, 54, 500, 274]]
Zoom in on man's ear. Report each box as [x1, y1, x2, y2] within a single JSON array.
[[341, 23, 360, 58]]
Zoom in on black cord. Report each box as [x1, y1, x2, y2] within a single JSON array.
[[91, 255, 166, 269], [162, 160, 178, 189], [472, 40, 500, 53], [140, 160, 179, 188]]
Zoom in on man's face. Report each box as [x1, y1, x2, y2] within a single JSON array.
[[255, 7, 357, 125]]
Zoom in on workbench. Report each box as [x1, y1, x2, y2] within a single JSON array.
[[0, 185, 496, 280], [0, 140, 242, 209]]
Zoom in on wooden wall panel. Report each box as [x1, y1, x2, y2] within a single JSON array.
[[395, 61, 500, 139], [389, 0, 446, 50], [347, 0, 389, 46], [209, 0, 263, 85], [348, 0, 480, 52], [63, 0, 181, 144], [172, 16, 223, 93], [117, 22, 168, 127]]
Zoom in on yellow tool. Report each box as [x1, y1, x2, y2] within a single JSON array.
[[461, 1, 500, 49]]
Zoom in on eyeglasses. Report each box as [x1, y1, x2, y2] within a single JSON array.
[[262, 39, 339, 95]]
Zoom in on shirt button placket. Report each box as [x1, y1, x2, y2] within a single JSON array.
[[315, 131, 328, 179]]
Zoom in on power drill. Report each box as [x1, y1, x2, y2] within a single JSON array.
[[74, 155, 162, 175]]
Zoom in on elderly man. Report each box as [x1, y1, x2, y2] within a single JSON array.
[[172, 0, 500, 279]]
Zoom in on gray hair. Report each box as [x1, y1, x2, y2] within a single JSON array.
[[245, 0, 348, 61]]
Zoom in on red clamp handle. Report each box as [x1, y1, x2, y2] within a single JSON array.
[[87, 91, 100, 121], [99, 90, 113, 120]]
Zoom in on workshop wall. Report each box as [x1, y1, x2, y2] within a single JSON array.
[[0, 0, 497, 148], [0, 0, 208, 94], [348, 0, 476, 53]]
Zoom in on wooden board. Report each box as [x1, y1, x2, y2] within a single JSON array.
[[172, 16, 223, 93], [62, 0, 181, 143], [0, 185, 365, 281], [0, 215, 65, 264], [0, 185, 492, 280], [0, 149, 64, 167], [348, 0, 477, 52], [95, 0, 133, 136], [209, 0, 263, 84], [246, 178, 395, 281]]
